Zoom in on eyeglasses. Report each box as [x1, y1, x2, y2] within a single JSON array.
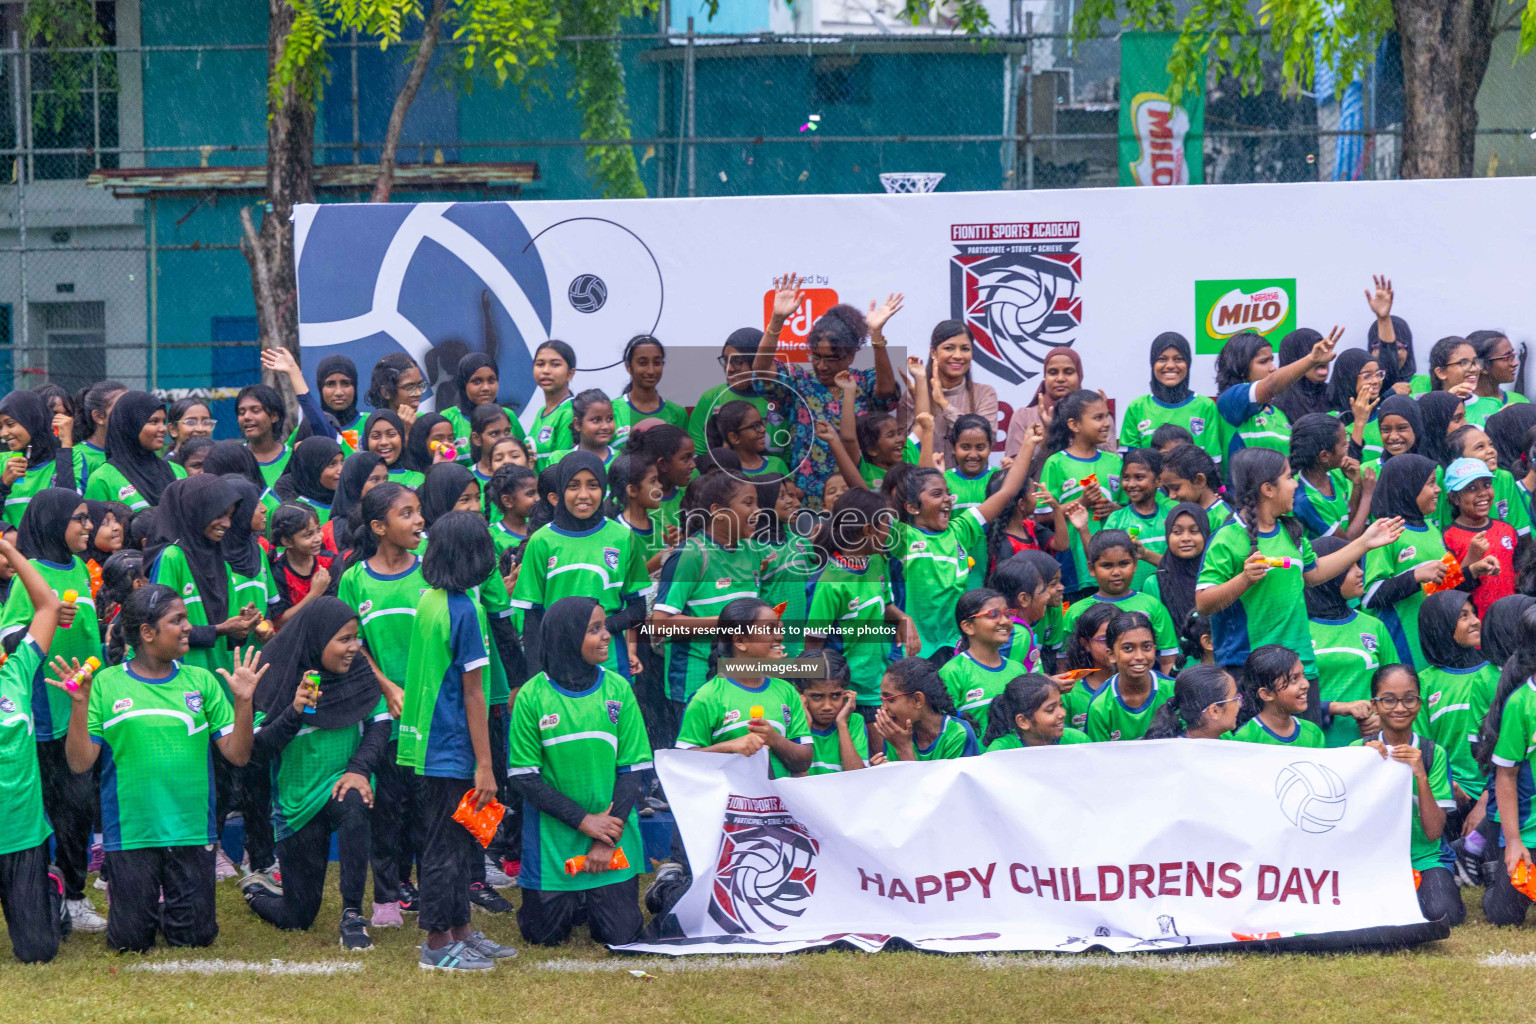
[[397, 382, 427, 397], [1206, 696, 1242, 709], [737, 420, 767, 434], [1357, 370, 1386, 382], [1489, 352, 1519, 364], [879, 691, 915, 704], [718, 355, 755, 370], [1445, 358, 1478, 373], [1373, 694, 1421, 709], [965, 607, 1007, 622], [68, 512, 91, 526], [808, 351, 851, 367], [180, 418, 217, 429]]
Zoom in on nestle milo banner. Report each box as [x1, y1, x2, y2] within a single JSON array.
[[1118, 33, 1204, 187], [293, 178, 1535, 438], [617, 743, 1446, 956]]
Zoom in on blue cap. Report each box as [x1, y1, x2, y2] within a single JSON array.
[[1444, 456, 1493, 493]]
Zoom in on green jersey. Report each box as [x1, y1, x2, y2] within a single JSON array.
[[806, 554, 895, 706], [945, 468, 996, 512], [71, 442, 107, 492], [472, 569, 517, 705], [1464, 390, 1529, 429], [614, 395, 688, 445], [647, 485, 686, 542], [1062, 673, 1112, 731], [387, 466, 425, 491], [149, 545, 236, 678], [753, 531, 817, 657], [1310, 610, 1397, 748], [1198, 518, 1317, 674], [1292, 469, 1353, 540], [231, 551, 280, 621], [1230, 716, 1326, 747], [83, 460, 188, 512], [260, 699, 392, 838], [1038, 600, 1065, 654], [1353, 732, 1454, 870], [1353, 417, 1384, 463], [1103, 496, 1175, 594], [807, 720, 870, 774], [1363, 523, 1448, 670], [528, 396, 575, 472], [654, 536, 762, 702], [253, 444, 292, 489], [0, 637, 48, 855], [676, 675, 809, 778], [489, 521, 530, 561], [1038, 449, 1124, 593], [1491, 680, 1536, 845], [689, 384, 790, 458], [1408, 374, 1432, 395], [2, 460, 70, 527], [90, 662, 234, 851], [890, 507, 986, 652], [512, 518, 648, 679], [507, 668, 651, 892], [1417, 662, 1499, 800], [939, 651, 1017, 740], [442, 404, 529, 467], [1085, 674, 1174, 741], [1119, 394, 1223, 463], [336, 412, 366, 456], [885, 715, 981, 761], [1062, 590, 1180, 660], [398, 589, 489, 777], [0, 555, 101, 741], [1216, 383, 1292, 462], [338, 556, 425, 738], [742, 455, 792, 480], [985, 727, 1090, 752]]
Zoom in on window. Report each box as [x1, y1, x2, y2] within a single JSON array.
[[0, 2, 119, 181]]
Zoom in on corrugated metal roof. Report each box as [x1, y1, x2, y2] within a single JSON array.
[[85, 162, 539, 196]]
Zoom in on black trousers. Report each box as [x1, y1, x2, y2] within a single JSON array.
[[214, 747, 274, 871], [518, 876, 642, 946], [247, 790, 370, 931], [1415, 865, 1464, 926], [471, 705, 511, 884], [0, 840, 59, 963], [104, 845, 217, 953], [1483, 855, 1534, 926], [36, 738, 93, 900], [418, 774, 476, 934], [370, 740, 421, 902]]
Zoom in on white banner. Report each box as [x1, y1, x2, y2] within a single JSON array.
[[294, 178, 1536, 436], [617, 742, 1434, 955]]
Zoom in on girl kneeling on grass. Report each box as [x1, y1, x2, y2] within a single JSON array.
[[1477, 604, 1536, 926], [49, 585, 265, 953], [982, 673, 1089, 751], [872, 657, 981, 763], [1084, 611, 1172, 743], [797, 650, 868, 774], [1144, 665, 1240, 740]]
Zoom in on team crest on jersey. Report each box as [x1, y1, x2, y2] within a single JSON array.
[[1361, 634, 1378, 652], [1110, 729, 1123, 740], [782, 704, 793, 729], [184, 692, 203, 713], [1189, 417, 1206, 434], [183, 582, 195, 596], [604, 699, 622, 724], [0, 696, 15, 713], [539, 713, 560, 730], [538, 427, 553, 444], [1397, 546, 1417, 563], [113, 698, 133, 713], [1498, 500, 1510, 518], [1107, 475, 1121, 494], [118, 485, 136, 501], [723, 709, 741, 725], [708, 793, 819, 934], [966, 687, 985, 703], [603, 547, 620, 572], [1504, 535, 1517, 550]]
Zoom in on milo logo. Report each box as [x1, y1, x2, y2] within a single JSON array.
[[1126, 94, 1193, 187], [1194, 279, 1298, 354]]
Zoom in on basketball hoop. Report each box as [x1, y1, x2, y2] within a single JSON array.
[[879, 172, 946, 194]]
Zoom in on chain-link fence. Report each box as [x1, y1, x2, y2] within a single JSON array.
[[0, 17, 1530, 435]]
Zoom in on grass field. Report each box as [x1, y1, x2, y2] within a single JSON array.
[[6, 871, 1536, 1024]]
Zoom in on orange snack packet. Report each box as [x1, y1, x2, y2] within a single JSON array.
[[452, 791, 506, 848], [1421, 553, 1464, 595], [1511, 861, 1536, 902], [565, 846, 631, 875]]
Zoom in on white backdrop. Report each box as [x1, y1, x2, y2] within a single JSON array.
[[294, 177, 1536, 435]]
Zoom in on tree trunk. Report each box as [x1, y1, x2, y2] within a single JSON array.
[[1393, 0, 1496, 178], [371, 0, 449, 204], [242, 0, 317, 422]]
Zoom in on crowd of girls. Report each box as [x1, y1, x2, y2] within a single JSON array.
[[0, 271, 1532, 967]]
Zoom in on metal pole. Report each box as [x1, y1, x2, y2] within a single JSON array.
[[91, 53, 100, 170], [656, 0, 667, 196], [350, 29, 360, 165], [148, 195, 158, 389], [1023, 14, 1034, 191], [685, 16, 696, 197], [11, 33, 27, 375]]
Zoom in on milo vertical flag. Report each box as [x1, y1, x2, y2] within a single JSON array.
[[1118, 33, 1204, 187]]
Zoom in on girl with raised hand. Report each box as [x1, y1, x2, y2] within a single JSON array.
[[1415, 590, 1498, 824], [323, 451, 387, 554], [796, 650, 869, 774], [675, 597, 811, 778], [872, 656, 981, 763], [1288, 413, 1373, 541], [274, 435, 344, 526], [706, 400, 790, 480], [363, 409, 422, 490], [1038, 388, 1124, 598], [444, 352, 529, 464], [0, 391, 76, 526], [49, 584, 266, 953], [1197, 447, 1404, 681], [240, 597, 391, 950], [689, 327, 792, 463], [1329, 348, 1386, 462], [1426, 335, 1481, 403], [1361, 393, 1423, 477], [528, 340, 577, 472], [1214, 325, 1340, 462], [1084, 611, 1173, 742], [1103, 447, 1174, 593], [1142, 502, 1210, 640], [314, 354, 363, 452], [1358, 664, 1463, 925], [984, 673, 1090, 750], [1363, 276, 1415, 395], [70, 381, 127, 491], [982, 471, 1069, 587], [1059, 600, 1117, 730], [1119, 332, 1222, 462], [0, 530, 65, 961], [893, 320, 998, 471], [1143, 664, 1240, 740], [1271, 328, 1334, 424], [1160, 442, 1231, 525], [509, 596, 652, 948], [84, 391, 182, 511], [1306, 534, 1396, 748], [615, 335, 688, 444], [569, 389, 618, 468], [365, 352, 426, 435], [939, 589, 1016, 738], [1229, 644, 1325, 747]]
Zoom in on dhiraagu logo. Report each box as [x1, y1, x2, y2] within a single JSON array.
[[1195, 278, 1297, 355]]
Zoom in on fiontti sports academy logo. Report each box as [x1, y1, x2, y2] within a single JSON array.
[[949, 221, 1082, 385], [1195, 278, 1297, 355], [1274, 761, 1347, 834], [708, 794, 819, 934]]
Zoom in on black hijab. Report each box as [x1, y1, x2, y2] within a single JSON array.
[[330, 451, 383, 546], [1486, 403, 1536, 473], [1368, 315, 1416, 390], [315, 354, 359, 431], [17, 488, 82, 565], [104, 391, 176, 506], [277, 435, 342, 505], [1368, 453, 1436, 527], [552, 451, 607, 532], [362, 409, 407, 470], [203, 440, 265, 491], [1375, 394, 1423, 462], [455, 352, 496, 421], [252, 596, 380, 730], [541, 595, 603, 690], [1418, 590, 1485, 670], [1303, 535, 1354, 620], [1155, 501, 1209, 631], [1482, 595, 1536, 668], [405, 412, 449, 473], [1417, 392, 1464, 466], [0, 390, 60, 469], [1327, 348, 1375, 420], [84, 499, 129, 560], [1273, 328, 1330, 422], [221, 476, 266, 579], [152, 475, 238, 625], [419, 462, 476, 530], [1148, 332, 1193, 405]]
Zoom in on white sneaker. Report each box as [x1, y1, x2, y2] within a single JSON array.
[[65, 897, 107, 933], [483, 856, 514, 889], [93, 876, 108, 891], [214, 847, 239, 881]]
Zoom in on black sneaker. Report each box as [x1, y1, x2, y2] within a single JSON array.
[[339, 908, 373, 950], [645, 861, 688, 915], [397, 880, 420, 913], [468, 881, 514, 914]]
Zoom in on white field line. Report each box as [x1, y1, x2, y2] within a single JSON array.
[[128, 959, 364, 976], [1480, 952, 1536, 967], [974, 954, 1231, 971]]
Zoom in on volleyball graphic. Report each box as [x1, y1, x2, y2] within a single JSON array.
[[1274, 762, 1348, 834], [567, 273, 609, 314], [708, 794, 819, 934]]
